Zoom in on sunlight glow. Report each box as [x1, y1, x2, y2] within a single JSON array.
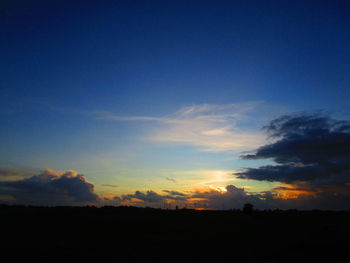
[[213, 171, 226, 182], [209, 185, 227, 193]]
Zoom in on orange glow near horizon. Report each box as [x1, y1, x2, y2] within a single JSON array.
[[276, 189, 314, 199], [187, 198, 207, 203], [274, 183, 316, 199], [191, 184, 228, 194]]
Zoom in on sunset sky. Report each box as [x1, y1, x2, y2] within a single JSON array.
[[1, 0, 350, 209]]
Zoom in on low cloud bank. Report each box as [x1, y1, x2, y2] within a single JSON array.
[[0, 169, 99, 206], [119, 184, 350, 210]]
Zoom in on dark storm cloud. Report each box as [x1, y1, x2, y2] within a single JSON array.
[[237, 113, 350, 185], [0, 170, 99, 206]]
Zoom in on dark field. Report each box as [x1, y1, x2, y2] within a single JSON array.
[[1, 205, 350, 262]]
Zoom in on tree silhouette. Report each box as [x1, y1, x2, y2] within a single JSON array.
[[243, 203, 254, 214]]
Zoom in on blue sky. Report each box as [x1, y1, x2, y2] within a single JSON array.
[[1, 0, 350, 205]]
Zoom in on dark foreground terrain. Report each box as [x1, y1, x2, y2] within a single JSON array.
[[1, 205, 350, 262]]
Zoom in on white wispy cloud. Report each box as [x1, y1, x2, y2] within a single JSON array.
[[93, 102, 267, 152]]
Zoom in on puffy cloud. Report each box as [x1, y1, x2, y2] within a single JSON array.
[[0, 169, 99, 206], [119, 185, 269, 210], [189, 185, 266, 210], [123, 190, 165, 203]]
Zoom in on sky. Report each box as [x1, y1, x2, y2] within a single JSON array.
[[1, 0, 350, 209]]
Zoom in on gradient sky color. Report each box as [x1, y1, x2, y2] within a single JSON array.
[[1, 0, 350, 204]]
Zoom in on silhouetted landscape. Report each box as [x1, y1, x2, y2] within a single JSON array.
[[2, 204, 350, 262]]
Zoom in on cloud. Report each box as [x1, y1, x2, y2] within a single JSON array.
[[236, 113, 350, 206], [165, 177, 177, 183], [118, 185, 268, 210], [2, 165, 349, 210], [122, 190, 165, 203], [117, 182, 350, 210], [94, 102, 266, 152], [0, 169, 99, 206], [238, 113, 350, 184], [99, 195, 122, 206], [189, 185, 265, 210], [149, 103, 266, 152], [116, 185, 271, 210], [122, 190, 187, 204], [241, 113, 350, 165], [190, 184, 350, 210], [236, 164, 332, 184], [174, 170, 240, 188]]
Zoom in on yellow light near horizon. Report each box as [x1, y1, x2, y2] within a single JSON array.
[[216, 186, 227, 193], [208, 185, 227, 193]]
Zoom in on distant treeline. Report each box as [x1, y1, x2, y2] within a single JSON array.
[[1, 203, 350, 214]]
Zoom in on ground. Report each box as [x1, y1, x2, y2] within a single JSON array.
[[1, 205, 349, 262]]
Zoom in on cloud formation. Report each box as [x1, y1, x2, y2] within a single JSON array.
[[189, 185, 265, 210], [236, 113, 350, 203], [238, 113, 350, 183], [123, 190, 165, 203], [122, 189, 187, 204], [94, 103, 266, 152], [0, 169, 99, 206], [123, 183, 350, 210], [117, 185, 272, 210], [3, 112, 350, 212], [1, 167, 350, 210]]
